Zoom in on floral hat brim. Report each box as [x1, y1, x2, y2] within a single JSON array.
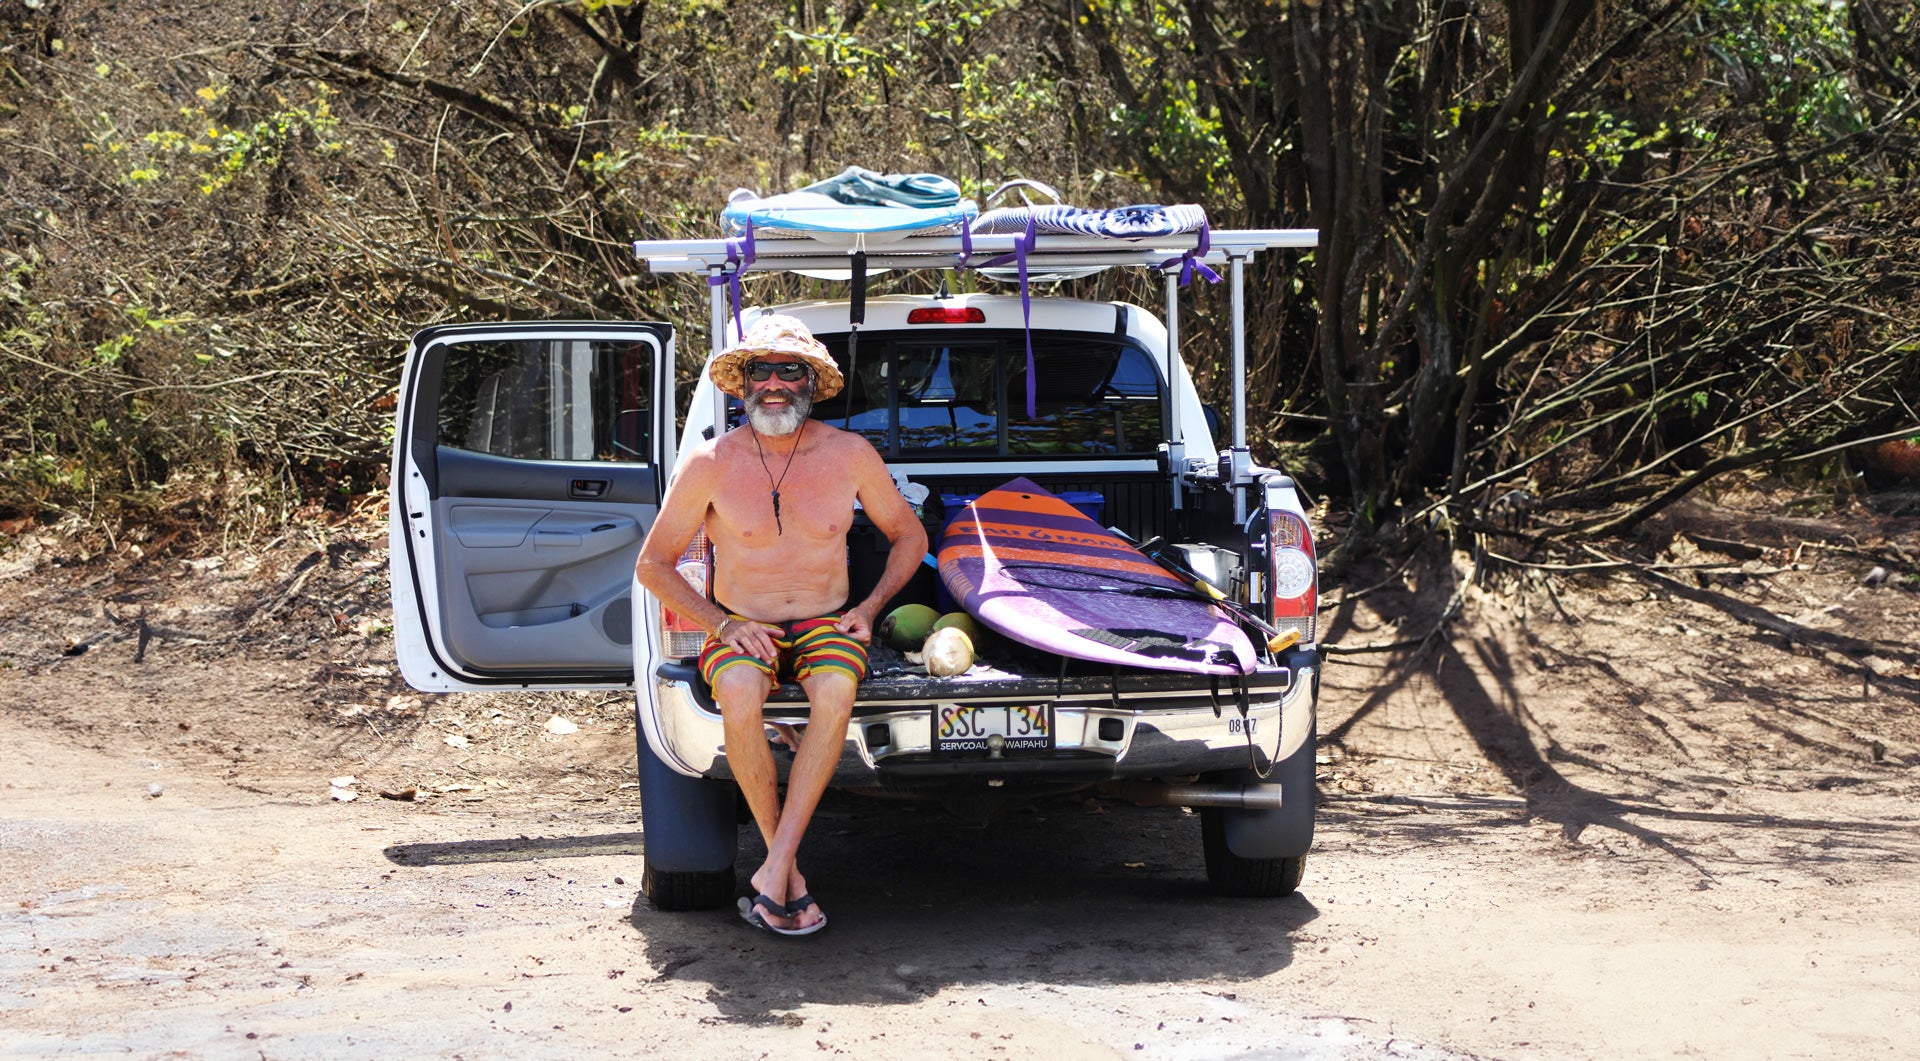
[[706, 313, 845, 401]]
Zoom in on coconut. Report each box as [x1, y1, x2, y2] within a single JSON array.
[[931, 611, 982, 641], [921, 626, 975, 676], [932, 611, 994, 654], [878, 603, 940, 651]]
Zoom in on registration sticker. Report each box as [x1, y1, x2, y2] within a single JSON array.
[[933, 704, 1052, 752]]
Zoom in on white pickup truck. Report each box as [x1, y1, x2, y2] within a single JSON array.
[[387, 222, 1322, 909]]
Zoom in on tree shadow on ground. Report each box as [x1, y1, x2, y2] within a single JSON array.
[[1319, 543, 1919, 881], [1386, 631, 1919, 879]]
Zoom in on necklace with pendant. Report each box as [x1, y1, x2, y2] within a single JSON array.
[[750, 419, 806, 535]]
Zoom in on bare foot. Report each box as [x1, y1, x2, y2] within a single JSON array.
[[784, 866, 824, 930], [747, 864, 796, 931]]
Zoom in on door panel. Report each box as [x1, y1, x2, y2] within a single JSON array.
[[438, 498, 643, 668], [391, 322, 673, 690]]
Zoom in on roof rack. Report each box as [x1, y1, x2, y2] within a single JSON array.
[[630, 229, 1317, 276], [632, 225, 1320, 522]]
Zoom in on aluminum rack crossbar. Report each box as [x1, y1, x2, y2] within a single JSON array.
[[631, 229, 1318, 275]]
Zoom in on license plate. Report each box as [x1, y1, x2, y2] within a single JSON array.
[[932, 704, 1052, 752]]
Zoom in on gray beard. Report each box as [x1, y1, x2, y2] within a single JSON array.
[[744, 387, 813, 436]]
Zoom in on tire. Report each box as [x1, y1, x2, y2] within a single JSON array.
[[1201, 806, 1306, 897], [634, 727, 738, 910], [641, 863, 737, 911], [1198, 703, 1316, 897]]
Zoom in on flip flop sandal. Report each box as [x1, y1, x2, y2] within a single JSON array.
[[738, 893, 792, 935], [782, 893, 828, 936], [739, 894, 821, 937]]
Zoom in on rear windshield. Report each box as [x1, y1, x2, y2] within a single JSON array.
[[727, 330, 1165, 458]]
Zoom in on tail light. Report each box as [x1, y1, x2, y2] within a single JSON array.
[[1265, 510, 1318, 645], [657, 528, 710, 659]]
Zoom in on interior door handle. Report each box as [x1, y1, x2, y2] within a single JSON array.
[[569, 478, 609, 499]]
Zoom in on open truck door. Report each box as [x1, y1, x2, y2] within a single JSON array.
[[389, 322, 675, 691]]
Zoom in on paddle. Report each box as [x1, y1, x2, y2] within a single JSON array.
[[1119, 532, 1301, 655]]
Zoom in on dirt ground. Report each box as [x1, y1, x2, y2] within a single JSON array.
[[3, 493, 1918, 1059]]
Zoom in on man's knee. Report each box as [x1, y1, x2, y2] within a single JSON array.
[[713, 667, 773, 716], [799, 673, 857, 720]]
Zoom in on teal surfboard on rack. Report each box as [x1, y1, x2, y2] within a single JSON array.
[[722, 168, 977, 248], [723, 192, 976, 242]]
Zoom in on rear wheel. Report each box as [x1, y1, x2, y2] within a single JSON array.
[[1197, 716, 1316, 897], [641, 863, 737, 911], [1201, 806, 1306, 897], [635, 727, 739, 910]]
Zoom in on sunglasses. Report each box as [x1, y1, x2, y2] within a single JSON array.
[[746, 361, 811, 382]]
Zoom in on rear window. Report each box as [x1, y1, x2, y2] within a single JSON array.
[[729, 330, 1165, 458]]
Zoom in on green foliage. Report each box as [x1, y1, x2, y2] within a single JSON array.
[[1555, 109, 1673, 178], [1698, 0, 1868, 138], [1078, 0, 1233, 194], [932, 53, 1066, 171], [89, 305, 185, 367], [3, 0, 1915, 544], [108, 79, 344, 194]]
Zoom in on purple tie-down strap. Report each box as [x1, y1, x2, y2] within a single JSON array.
[[955, 224, 973, 271], [705, 218, 758, 340], [1159, 219, 1221, 287], [971, 219, 1040, 418], [1019, 214, 1036, 419]]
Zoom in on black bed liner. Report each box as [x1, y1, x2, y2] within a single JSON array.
[[911, 470, 1183, 546]]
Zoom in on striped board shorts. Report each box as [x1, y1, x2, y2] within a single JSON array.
[[698, 612, 869, 690]]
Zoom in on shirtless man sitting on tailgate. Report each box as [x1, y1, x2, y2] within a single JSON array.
[[633, 314, 927, 936]]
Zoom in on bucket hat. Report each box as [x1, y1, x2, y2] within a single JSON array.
[[706, 314, 844, 401]]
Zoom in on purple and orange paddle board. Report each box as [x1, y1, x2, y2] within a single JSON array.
[[936, 478, 1258, 674]]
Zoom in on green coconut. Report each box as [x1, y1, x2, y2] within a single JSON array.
[[932, 611, 988, 650], [879, 603, 940, 651], [929, 606, 990, 648]]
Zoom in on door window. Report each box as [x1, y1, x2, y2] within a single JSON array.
[[436, 338, 653, 462]]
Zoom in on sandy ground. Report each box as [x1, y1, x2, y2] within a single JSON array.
[[2, 497, 1918, 1059]]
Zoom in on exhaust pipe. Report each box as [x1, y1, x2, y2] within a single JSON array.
[[1096, 781, 1284, 812]]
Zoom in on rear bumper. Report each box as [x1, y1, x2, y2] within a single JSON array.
[[638, 650, 1318, 788]]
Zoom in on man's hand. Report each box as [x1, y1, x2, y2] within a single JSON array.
[[718, 617, 783, 662], [834, 605, 875, 644]]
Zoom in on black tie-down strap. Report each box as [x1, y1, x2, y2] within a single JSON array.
[[1233, 668, 1273, 779], [1069, 627, 1234, 664], [1071, 629, 1270, 777], [843, 249, 867, 430]]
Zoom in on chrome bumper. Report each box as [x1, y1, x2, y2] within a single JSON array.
[[640, 662, 1317, 787]]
